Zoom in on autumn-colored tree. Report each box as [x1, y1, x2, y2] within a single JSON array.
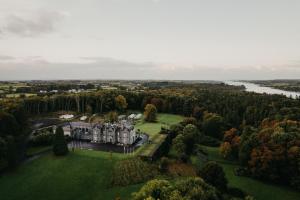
[[150, 97, 164, 112], [220, 142, 232, 159], [106, 111, 118, 122], [144, 104, 157, 122], [115, 95, 127, 112], [220, 128, 240, 159], [241, 119, 300, 189]]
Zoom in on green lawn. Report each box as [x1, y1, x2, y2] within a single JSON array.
[[26, 145, 52, 156], [0, 150, 142, 200], [135, 113, 183, 139], [135, 113, 184, 156], [201, 146, 300, 200]]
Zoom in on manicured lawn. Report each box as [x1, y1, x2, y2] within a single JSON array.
[[0, 150, 142, 200], [201, 146, 300, 200], [135, 113, 183, 156], [135, 113, 184, 139]]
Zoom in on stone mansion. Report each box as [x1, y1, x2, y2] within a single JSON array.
[[62, 120, 138, 145]]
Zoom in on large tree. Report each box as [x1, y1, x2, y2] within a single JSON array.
[[115, 95, 128, 112], [53, 126, 68, 156], [199, 161, 228, 191], [144, 104, 157, 122]]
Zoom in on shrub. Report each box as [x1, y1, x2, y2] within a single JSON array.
[[30, 131, 53, 146], [199, 161, 228, 191], [132, 179, 171, 200], [111, 158, 158, 186], [133, 177, 219, 200]]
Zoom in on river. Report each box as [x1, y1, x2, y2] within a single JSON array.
[[224, 81, 300, 99]]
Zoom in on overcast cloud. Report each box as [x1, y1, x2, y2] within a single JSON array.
[[0, 0, 299, 80]]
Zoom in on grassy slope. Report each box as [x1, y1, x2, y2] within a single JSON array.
[[0, 150, 142, 200], [0, 114, 183, 200], [202, 146, 300, 200]]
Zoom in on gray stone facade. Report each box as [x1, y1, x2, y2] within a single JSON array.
[[63, 120, 137, 145]]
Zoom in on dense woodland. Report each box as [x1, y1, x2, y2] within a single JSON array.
[[1, 82, 300, 195]]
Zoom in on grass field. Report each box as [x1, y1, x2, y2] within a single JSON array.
[[26, 145, 52, 156], [0, 150, 142, 200], [5, 93, 37, 98], [201, 146, 300, 200], [135, 113, 183, 139], [135, 113, 184, 156]]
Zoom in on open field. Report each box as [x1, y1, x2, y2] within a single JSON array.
[[5, 93, 37, 98], [201, 146, 300, 200], [0, 150, 141, 200], [135, 113, 183, 156]]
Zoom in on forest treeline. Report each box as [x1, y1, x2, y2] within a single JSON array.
[[14, 83, 300, 128], [1, 83, 300, 189]]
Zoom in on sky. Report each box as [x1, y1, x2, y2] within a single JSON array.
[[0, 0, 300, 80]]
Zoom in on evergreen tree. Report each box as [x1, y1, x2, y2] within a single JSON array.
[[53, 126, 68, 156]]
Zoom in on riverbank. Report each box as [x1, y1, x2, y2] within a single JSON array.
[[224, 80, 300, 99]]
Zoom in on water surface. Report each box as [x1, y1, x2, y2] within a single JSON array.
[[224, 81, 300, 99]]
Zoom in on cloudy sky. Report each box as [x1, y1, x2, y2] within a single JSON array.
[[0, 0, 300, 80]]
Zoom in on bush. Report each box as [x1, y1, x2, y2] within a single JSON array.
[[111, 158, 158, 186], [53, 126, 68, 156], [30, 131, 53, 146], [199, 161, 228, 191], [234, 167, 251, 177], [133, 177, 220, 200]]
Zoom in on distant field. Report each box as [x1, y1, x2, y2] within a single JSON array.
[[5, 93, 37, 98], [201, 146, 300, 200], [0, 150, 141, 200], [135, 113, 184, 156]]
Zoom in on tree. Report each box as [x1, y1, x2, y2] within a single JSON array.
[[202, 113, 224, 139], [150, 97, 164, 112], [144, 104, 157, 122], [192, 106, 205, 120], [115, 95, 127, 112], [133, 177, 219, 200], [106, 111, 118, 122], [182, 124, 202, 155], [133, 179, 171, 200], [220, 128, 241, 159], [85, 104, 93, 114], [53, 126, 68, 156], [199, 161, 228, 191], [183, 99, 193, 116], [172, 134, 186, 156]]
